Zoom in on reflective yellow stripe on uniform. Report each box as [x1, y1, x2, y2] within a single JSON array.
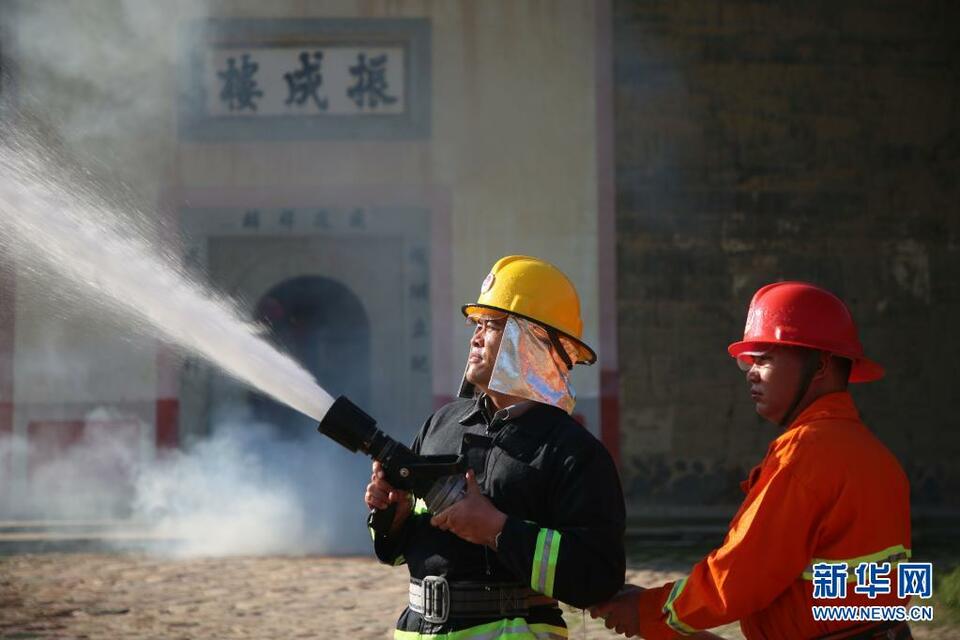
[[530, 529, 561, 598], [662, 577, 697, 635], [414, 498, 430, 515], [801, 545, 912, 581], [394, 617, 567, 639]]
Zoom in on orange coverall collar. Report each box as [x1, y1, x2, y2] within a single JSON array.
[[782, 391, 860, 434]]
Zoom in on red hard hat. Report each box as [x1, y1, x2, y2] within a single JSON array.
[[727, 281, 884, 383]]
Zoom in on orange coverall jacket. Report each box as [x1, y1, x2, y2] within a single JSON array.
[[636, 391, 912, 639]]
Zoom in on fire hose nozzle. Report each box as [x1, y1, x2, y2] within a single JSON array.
[[317, 395, 380, 454], [316, 394, 468, 524]]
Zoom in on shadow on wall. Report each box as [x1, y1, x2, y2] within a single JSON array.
[[248, 275, 371, 438], [625, 454, 750, 509]]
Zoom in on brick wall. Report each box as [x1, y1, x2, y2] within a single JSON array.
[[614, 0, 960, 515]]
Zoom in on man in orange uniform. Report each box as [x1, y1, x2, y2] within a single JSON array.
[[591, 282, 913, 639]]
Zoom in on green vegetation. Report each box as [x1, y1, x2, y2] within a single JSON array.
[[935, 564, 960, 623]]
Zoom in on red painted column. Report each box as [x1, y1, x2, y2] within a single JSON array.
[[0, 257, 15, 438], [0, 257, 15, 503], [594, 0, 620, 466], [154, 188, 180, 450]]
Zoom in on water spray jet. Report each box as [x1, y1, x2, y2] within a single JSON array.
[[0, 138, 468, 535], [0, 140, 333, 423]]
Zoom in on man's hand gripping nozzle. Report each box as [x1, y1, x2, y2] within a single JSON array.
[[318, 396, 468, 534]]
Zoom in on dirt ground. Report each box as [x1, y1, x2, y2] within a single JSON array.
[[0, 554, 953, 639]]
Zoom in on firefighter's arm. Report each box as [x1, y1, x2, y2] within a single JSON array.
[[370, 498, 432, 567], [633, 464, 822, 639], [494, 442, 626, 609], [367, 417, 432, 566]]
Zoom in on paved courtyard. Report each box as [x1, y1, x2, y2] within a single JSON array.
[[1, 553, 953, 639]]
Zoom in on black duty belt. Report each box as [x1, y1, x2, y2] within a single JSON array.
[[408, 576, 558, 624]]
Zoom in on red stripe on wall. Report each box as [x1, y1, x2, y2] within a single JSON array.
[[154, 342, 180, 449], [155, 186, 181, 450], [600, 369, 621, 467], [0, 257, 15, 437], [155, 397, 179, 449], [0, 259, 15, 502], [595, 0, 620, 465]]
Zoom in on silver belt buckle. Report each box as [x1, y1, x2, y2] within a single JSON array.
[[421, 576, 450, 624]]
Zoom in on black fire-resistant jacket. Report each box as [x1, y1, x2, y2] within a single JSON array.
[[370, 394, 626, 636]]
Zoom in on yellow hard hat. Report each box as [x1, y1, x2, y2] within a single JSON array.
[[462, 255, 596, 366]]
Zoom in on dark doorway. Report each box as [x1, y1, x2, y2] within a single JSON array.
[[249, 276, 370, 436]]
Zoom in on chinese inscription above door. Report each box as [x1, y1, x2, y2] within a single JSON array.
[[211, 47, 405, 116], [179, 19, 430, 140]]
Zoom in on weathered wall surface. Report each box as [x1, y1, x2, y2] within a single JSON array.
[[0, 0, 606, 470], [175, 0, 604, 438], [614, 0, 960, 515]]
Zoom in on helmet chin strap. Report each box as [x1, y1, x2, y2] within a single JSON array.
[[779, 350, 822, 428], [546, 328, 574, 370]]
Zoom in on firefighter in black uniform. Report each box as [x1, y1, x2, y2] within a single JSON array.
[[364, 255, 626, 639]]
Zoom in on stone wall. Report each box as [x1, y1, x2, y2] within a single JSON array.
[[613, 0, 960, 515]]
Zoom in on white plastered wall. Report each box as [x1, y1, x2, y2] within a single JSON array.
[[8, 0, 602, 465]]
